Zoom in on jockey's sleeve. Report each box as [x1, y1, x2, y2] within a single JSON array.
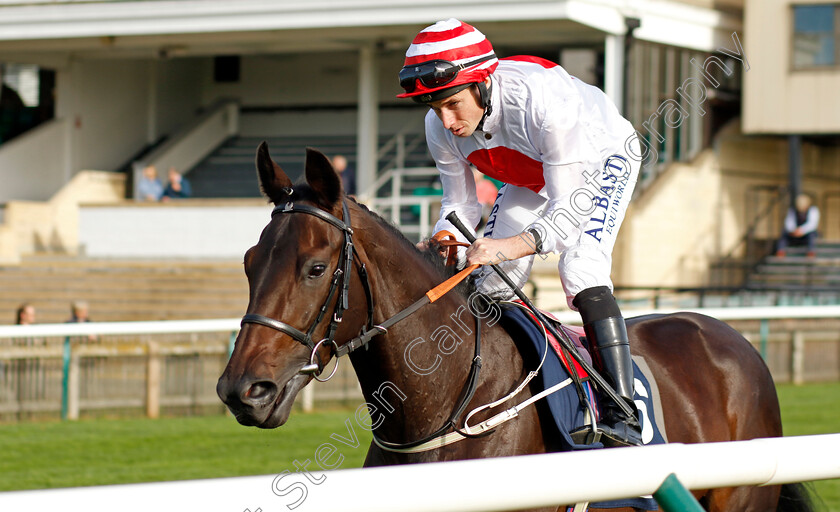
[[528, 162, 588, 254], [425, 112, 483, 243], [526, 95, 598, 254]]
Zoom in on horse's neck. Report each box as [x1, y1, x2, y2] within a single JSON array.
[[349, 215, 523, 447]]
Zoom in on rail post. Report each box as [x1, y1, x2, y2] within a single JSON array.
[[653, 473, 704, 512], [146, 340, 161, 419], [759, 318, 769, 359], [792, 330, 805, 385], [61, 336, 70, 420]]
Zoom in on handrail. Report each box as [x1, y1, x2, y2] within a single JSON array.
[[711, 185, 788, 287], [720, 185, 787, 262], [4, 304, 840, 341]]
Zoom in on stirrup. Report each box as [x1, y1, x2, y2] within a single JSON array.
[[597, 419, 643, 447], [570, 415, 642, 447]]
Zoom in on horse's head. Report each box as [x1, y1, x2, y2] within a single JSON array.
[[217, 143, 367, 428]]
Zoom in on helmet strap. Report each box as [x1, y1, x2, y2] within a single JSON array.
[[475, 79, 493, 132]]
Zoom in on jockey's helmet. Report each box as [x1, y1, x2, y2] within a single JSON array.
[[397, 18, 498, 105]]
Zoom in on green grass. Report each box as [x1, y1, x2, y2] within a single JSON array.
[[777, 382, 840, 511], [0, 409, 372, 491], [0, 383, 837, 510]]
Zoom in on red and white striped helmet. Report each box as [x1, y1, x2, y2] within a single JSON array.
[[397, 18, 498, 103]]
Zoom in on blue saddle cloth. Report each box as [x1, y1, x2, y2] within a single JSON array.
[[500, 305, 665, 511]]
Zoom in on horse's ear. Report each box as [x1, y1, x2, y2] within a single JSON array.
[[304, 147, 343, 208], [255, 141, 293, 204]]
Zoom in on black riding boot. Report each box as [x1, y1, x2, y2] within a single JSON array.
[[573, 286, 642, 447]]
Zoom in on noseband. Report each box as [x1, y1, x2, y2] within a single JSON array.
[[241, 198, 374, 381]]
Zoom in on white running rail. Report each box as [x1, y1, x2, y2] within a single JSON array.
[[0, 434, 837, 512]]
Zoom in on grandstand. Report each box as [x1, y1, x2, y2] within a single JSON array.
[[0, 0, 836, 315]]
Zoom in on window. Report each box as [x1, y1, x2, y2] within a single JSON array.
[[793, 4, 840, 68]]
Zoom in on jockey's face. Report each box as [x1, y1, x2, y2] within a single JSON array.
[[428, 80, 487, 138]]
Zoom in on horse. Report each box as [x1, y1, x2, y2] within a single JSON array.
[[217, 144, 814, 512]]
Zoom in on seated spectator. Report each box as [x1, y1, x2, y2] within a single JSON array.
[[162, 167, 192, 200], [776, 193, 820, 258], [137, 165, 163, 202]]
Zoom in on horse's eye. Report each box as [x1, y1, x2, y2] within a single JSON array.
[[308, 264, 327, 278]]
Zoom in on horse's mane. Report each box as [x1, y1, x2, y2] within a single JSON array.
[[346, 196, 476, 297]]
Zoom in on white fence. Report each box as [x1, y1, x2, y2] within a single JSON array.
[[0, 319, 360, 420], [0, 304, 838, 421], [0, 433, 837, 511]]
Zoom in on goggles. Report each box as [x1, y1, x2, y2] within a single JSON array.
[[399, 54, 495, 93]]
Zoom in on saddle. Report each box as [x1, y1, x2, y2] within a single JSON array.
[[499, 303, 667, 450], [500, 304, 665, 510]]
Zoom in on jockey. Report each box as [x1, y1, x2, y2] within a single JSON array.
[[398, 18, 642, 447]]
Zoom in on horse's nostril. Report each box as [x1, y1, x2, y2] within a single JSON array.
[[243, 381, 277, 404]]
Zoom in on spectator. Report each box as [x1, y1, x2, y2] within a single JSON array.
[[162, 167, 192, 200], [67, 300, 97, 342], [776, 193, 820, 258], [12, 303, 44, 408], [331, 154, 356, 196], [67, 300, 91, 323], [137, 164, 163, 202], [15, 303, 36, 325]]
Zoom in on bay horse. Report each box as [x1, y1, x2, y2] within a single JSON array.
[[217, 144, 813, 512]]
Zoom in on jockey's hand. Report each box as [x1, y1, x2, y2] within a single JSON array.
[[465, 234, 538, 266]]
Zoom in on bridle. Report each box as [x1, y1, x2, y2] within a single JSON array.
[[241, 198, 375, 381], [239, 197, 487, 450]]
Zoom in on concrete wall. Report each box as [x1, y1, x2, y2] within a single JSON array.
[[200, 51, 407, 108], [0, 119, 68, 202], [78, 200, 272, 258], [56, 59, 151, 173], [0, 170, 125, 264], [154, 58, 206, 140], [743, 0, 840, 134]]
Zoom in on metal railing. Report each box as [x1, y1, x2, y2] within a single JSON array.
[[367, 167, 441, 242], [710, 185, 788, 287]]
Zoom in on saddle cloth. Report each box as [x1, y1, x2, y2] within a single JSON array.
[[499, 304, 666, 511]]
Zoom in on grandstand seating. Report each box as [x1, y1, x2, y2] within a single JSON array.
[[188, 134, 433, 198], [746, 240, 840, 295], [0, 256, 249, 324]]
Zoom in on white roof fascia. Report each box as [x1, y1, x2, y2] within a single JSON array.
[[0, 0, 740, 53]]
